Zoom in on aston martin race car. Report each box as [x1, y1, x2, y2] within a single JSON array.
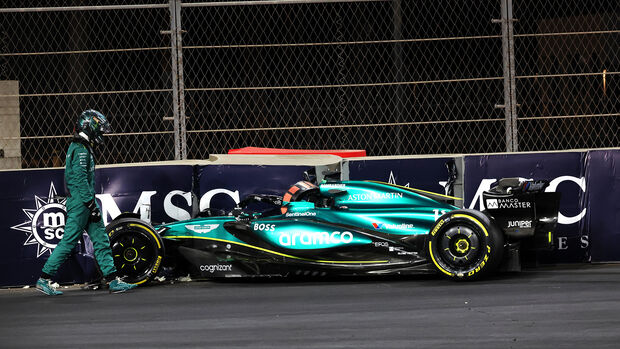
[[106, 176, 560, 284]]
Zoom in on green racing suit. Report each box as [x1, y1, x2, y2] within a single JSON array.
[[41, 141, 117, 278]]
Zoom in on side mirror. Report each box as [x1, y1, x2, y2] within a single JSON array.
[[303, 168, 317, 184]]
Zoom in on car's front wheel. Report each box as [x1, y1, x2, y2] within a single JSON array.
[[106, 218, 165, 285], [426, 209, 504, 280]]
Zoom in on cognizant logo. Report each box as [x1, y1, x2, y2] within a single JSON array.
[[200, 264, 233, 273], [279, 231, 354, 246]]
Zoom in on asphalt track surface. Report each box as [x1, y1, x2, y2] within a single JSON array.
[[1, 264, 620, 349]]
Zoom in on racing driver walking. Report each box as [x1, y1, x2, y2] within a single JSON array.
[[36, 110, 137, 295]]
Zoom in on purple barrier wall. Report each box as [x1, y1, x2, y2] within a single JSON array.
[[196, 165, 312, 212], [348, 157, 455, 194], [0, 165, 195, 287], [1, 169, 96, 287], [1, 150, 618, 286], [584, 150, 620, 262], [463, 152, 589, 263], [0, 163, 312, 286], [96, 165, 194, 226]]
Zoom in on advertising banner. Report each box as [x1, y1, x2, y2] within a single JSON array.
[[1, 162, 315, 286], [1, 150, 618, 286], [584, 150, 620, 262], [95, 165, 194, 225], [348, 157, 456, 194], [1, 169, 95, 287], [196, 164, 313, 212], [0, 164, 194, 287], [463, 152, 588, 263]]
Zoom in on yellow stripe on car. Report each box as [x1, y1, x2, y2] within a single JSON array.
[[366, 180, 462, 201], [165, 235, 388, 265]]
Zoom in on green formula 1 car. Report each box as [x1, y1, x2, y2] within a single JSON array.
[[106, 176, 560, 284]]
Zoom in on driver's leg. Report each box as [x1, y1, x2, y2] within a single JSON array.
[[87, 218, 116, 278]]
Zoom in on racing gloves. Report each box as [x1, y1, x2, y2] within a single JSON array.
[[85, 198, 102, 222]]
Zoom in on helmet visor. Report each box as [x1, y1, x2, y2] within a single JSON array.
[[100, 120, 112, 135]]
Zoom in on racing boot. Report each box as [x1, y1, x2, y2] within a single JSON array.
[[36, 278, 63, 296], [108, 277, 138, 294]]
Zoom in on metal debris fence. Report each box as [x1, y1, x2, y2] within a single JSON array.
[[0, 0, 617, 168]]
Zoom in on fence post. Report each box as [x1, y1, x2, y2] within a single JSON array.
[[392, 0, 403, 154], [168, 0, 187, 160], [496, 0, 518, 152]]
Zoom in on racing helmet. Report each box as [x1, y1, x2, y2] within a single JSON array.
[[281, 181, 318, 214], [76, 109, 112, 146]]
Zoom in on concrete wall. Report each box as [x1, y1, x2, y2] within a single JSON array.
[[0, 81, 20, 169]]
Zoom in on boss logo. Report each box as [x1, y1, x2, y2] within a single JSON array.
[[253, 223, 276, 231]]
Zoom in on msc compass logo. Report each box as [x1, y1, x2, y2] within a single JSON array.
[[10, 182, 67, 258]]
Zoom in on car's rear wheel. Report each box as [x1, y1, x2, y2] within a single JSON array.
[[106, 218, 164, 285], [427, 209, 503, 280]]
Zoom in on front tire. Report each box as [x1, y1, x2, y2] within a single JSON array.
[[106, 218, 165, 285], [426, 209, 504, 280]]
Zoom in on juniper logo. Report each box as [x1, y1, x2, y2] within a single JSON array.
[[10, 183, 67, 258]]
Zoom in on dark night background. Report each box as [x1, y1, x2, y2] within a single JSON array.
[[0, 0, 617, 168]]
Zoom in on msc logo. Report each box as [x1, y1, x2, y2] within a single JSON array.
[[10, 183, 67, 258]]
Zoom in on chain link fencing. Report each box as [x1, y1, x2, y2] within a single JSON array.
[[182, 0, 507, 158], [513, 0, 619, 151], [0, 0, 617, 169], [0, 1, 175, 168]]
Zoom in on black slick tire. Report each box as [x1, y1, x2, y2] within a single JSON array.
[[426, 209, 504, 280], [106, 218, 165, 285]]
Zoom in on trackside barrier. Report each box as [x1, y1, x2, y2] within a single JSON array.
[[0, 168, 97, 287], [346, 149, 619, 264], [0, 155, 339, 287], [583, 150, 620, 262], [1, 151, 618, 287], [462, 152, 588, 263]]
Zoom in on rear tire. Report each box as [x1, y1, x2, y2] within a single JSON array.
[[426, 209, 504, 280], [106, 218, 165, 285]]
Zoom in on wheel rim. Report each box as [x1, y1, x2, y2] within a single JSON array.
[[437, 224, 482, 269], [111, 231, 157, 281]]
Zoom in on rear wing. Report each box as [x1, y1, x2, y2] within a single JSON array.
[[482, 178, 561, 249]]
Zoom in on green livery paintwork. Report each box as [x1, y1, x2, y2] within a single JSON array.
[[159, 216, 240, 242], [156, 181, 457, 252]]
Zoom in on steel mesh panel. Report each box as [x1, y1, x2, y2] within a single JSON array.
[[187, 120, 506, 158], [6, 51, 171, 94], [1, 4, 174, 167], [0, 1, 166, 6], [182, 0, 505, 158], [3, 0, 615, 170], [513, 0, 619, 151], [185, 78, 505, 131]]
